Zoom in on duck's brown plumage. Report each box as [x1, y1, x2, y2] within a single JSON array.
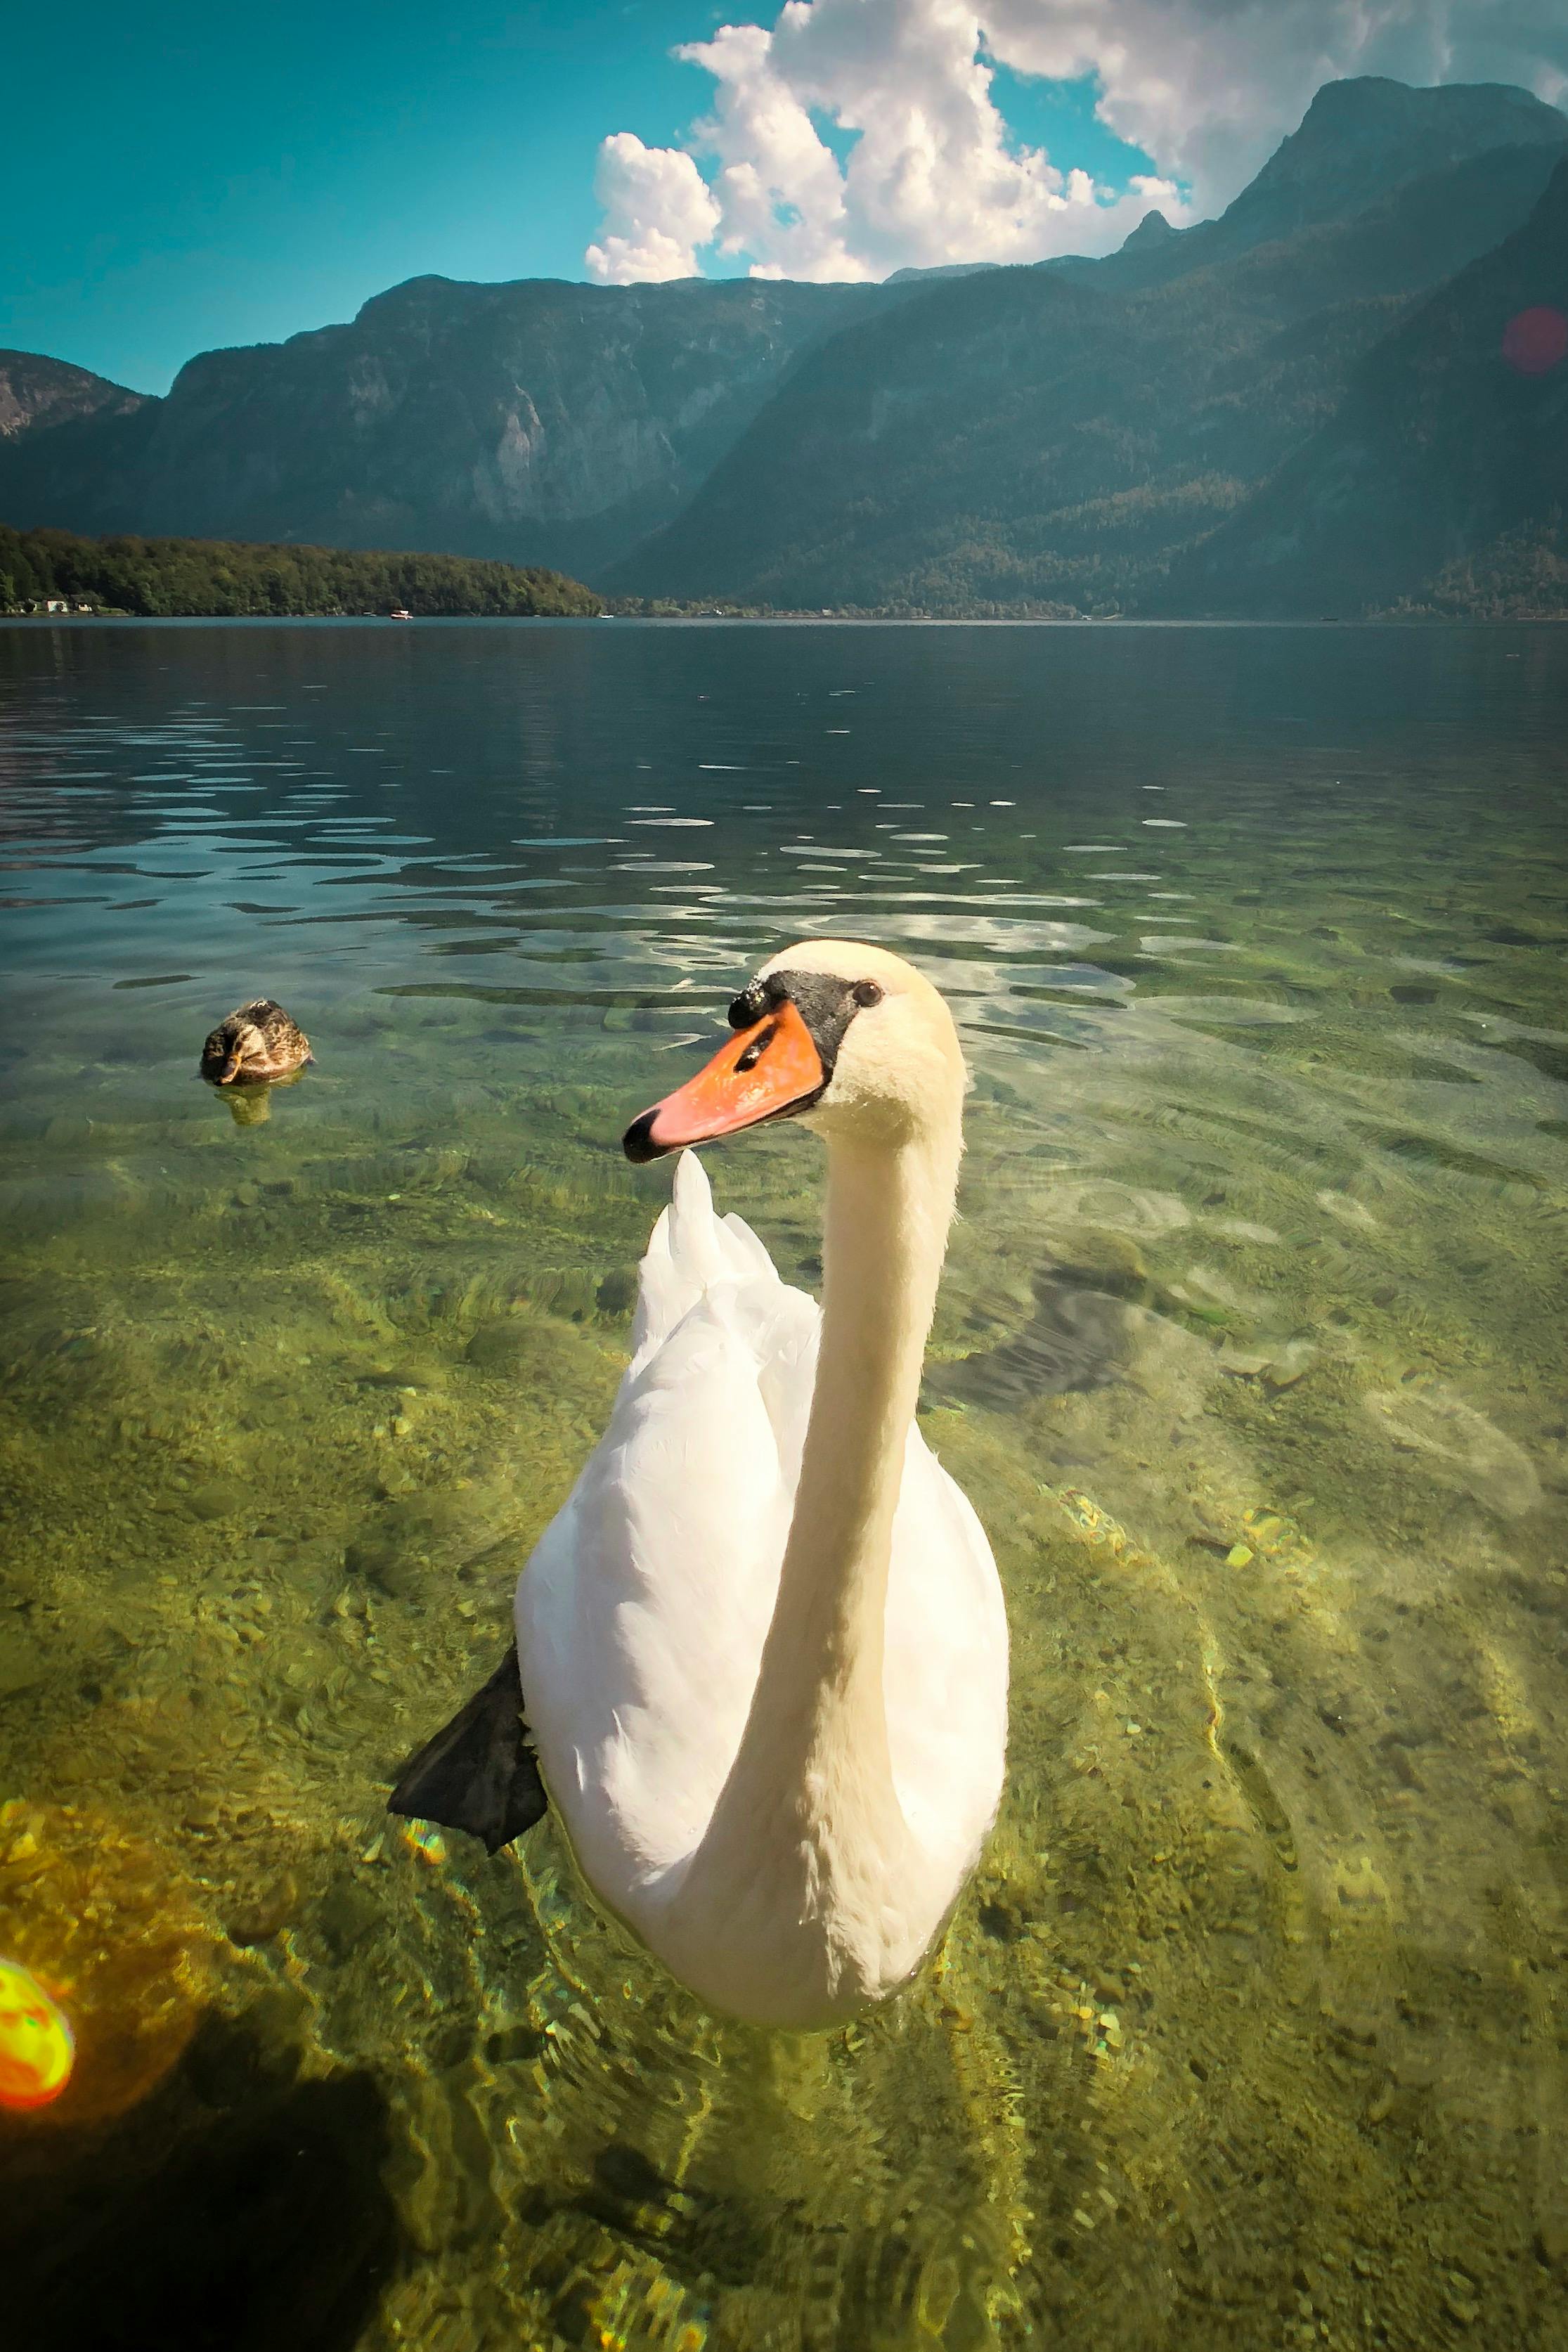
[[200, 1000, 311, 1085]]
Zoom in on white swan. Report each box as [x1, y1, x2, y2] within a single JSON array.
[[391, 941, 1009, 2031]]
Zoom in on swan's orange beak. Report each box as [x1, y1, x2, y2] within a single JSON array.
[[623, 1000, 826, 1163]]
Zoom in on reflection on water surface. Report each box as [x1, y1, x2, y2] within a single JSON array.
[[1, 619, 1566, 2350]]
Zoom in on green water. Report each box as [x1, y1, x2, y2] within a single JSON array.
[[1, 619, 1566, 2350]]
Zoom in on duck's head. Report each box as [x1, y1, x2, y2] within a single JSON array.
[[200, 1012, 267, 1086], [623, 941, 964, 1163]]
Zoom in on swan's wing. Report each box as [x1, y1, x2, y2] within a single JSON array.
[[883, 1426, 1009, 1878], [517, 1151, 819, 1894], [628, 1154, 783, 1369]]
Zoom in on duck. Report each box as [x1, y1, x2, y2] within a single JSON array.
[[199, 999, 311, 1086], [390, 942, 1009, 2030]]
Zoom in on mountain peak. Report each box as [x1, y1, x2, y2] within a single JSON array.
[[1230, 75, 1567, 242], [1119, 209, 1179, 252], [1295, 72, 1564, 137], [0, 350, 145, 441]]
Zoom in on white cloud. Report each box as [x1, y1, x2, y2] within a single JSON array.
[[983, 0, 1568, 220], [585, 132, 723, 283], [585, 0, 1568, 285]]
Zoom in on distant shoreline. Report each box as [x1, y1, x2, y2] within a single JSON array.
[[4, 611, 1561, 629]]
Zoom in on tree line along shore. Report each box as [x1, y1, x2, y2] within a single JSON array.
[[0, 526, 603, 619]]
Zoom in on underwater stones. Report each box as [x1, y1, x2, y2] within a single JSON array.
[[1045, 1226, 1150, 1299], [1184, 1498, 1314, 1572], [464, 1307, 614, 1385], [344, 1534, 423, 1603], [1044, 1181, 1191, 1241], [403, 1145, 468, 1191], [223, 1873, 299, 1948], [931, 1275, 1136, 1409], [1218, 1337, 1317, 1389], [595, 1266, 636, 1317], [1216, 1345, 1272, 1378], [183, 1479, 247, 1523], [1315, 1189, 1379, 1231], [0, 1633, 48, 1701], [1264, 1340, 1316, 1390], [464, 1321, 542, 1377], [312, 1876, 384, 1963], [41, 1115, 93, 1150], [346, 1487, 511, 1604], [1365, 1388, 1541, 1518], [484, 2022, 545, 2066], [1331, 1856, 1391, 1912], [1209, 1217, 1283, 1246], [519, 1265, 606, 1322]]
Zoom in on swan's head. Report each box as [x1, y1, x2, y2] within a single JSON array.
[[623, 940, 964, 1162]]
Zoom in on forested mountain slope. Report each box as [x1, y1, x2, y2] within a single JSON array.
[[1162, 158, 1568, 618], [614, 133, 1567, 613]]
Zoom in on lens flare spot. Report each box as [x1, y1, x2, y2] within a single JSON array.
[[1501, 306, 1568, 377], [0, 1957, 74, 2111]]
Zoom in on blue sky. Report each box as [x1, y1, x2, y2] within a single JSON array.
[[12, 0, 1562, 395], [4, 0, 1150, 394]]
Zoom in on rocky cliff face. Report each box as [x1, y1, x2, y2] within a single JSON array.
[[0, 351, 144, 441], [0, 277, 892, 579], [1162, 157, 1568, 617]]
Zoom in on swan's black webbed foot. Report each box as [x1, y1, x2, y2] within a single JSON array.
[[387, 1641, 548, 1854]]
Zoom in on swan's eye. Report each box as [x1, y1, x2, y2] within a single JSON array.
[[850, 980, 883, 1008]]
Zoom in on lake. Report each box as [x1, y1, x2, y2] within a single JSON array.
[[2, 617, 1566, 2351]]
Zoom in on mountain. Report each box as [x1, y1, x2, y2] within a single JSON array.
[[1162, 157, 1568, 618], [1048, 73, 1568, 295], [613, 131, 1567, 612], [1, 76, 1565, 616], [0, 351, 145, 442], [0, 277, 898, 581]]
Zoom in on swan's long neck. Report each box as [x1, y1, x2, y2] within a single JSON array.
[[673, 1107, 961, 1998], [770, 1120, 959, 1755]]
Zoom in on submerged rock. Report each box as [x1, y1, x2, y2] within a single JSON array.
[[0, 1634, 48, 1700], [223, 1873, 299, 1947], [931, 1277, 1135, 1407], [184, 1479, 247, 1523], [1365, 1386, 1541, 1518], [345, 1487, 516, 1604]]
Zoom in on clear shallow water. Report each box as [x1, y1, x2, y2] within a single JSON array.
[[1, 618, 1567, 2349]]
